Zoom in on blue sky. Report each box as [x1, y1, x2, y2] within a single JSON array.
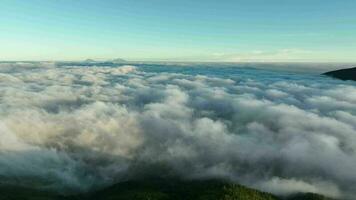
[[0, 0, 355, 61]]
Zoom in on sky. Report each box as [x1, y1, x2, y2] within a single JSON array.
[[0, 0, 355, 62]]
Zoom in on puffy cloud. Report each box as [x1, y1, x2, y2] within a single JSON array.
[[0, 62, 356, 199]]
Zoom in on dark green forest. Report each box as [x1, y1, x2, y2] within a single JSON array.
[[0, 179, 335, 200]]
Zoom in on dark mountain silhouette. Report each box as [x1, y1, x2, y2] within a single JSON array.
[[0, 179, 337, 200], [323, 67, 356, 81]]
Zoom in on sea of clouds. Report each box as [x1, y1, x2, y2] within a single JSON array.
[[0, 62, 356, 199]]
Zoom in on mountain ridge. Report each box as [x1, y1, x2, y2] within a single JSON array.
[[323, 67, 356, 81], [0, 179, 338, 200]]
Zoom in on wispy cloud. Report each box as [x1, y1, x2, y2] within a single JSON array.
[[210, 49, 316, 62]]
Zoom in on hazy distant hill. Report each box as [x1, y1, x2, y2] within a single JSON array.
[[111, 58, 127, 63], [323, 67, 356, 81], [84, 59, 96, 62], [0, 179, 336, 200]]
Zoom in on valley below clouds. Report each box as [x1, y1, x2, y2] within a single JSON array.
[[0, 62, 356, 199]]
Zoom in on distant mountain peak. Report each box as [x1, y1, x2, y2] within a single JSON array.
[[111, 58, 126, 62], [84, 59, 96, 62]]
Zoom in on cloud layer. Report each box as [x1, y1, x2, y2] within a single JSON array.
[[0, 62, 356, 198]]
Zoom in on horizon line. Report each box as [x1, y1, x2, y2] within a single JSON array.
[[1, 59, 356, 64]]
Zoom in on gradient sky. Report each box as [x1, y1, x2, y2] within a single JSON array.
[[1, 0, 355, 62]]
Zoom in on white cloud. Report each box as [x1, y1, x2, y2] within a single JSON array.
[[256, 177, 341, 198], [0, 62, 356, 199]]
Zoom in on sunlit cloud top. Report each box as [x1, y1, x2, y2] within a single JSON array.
[[1, 62, 356, 199]]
